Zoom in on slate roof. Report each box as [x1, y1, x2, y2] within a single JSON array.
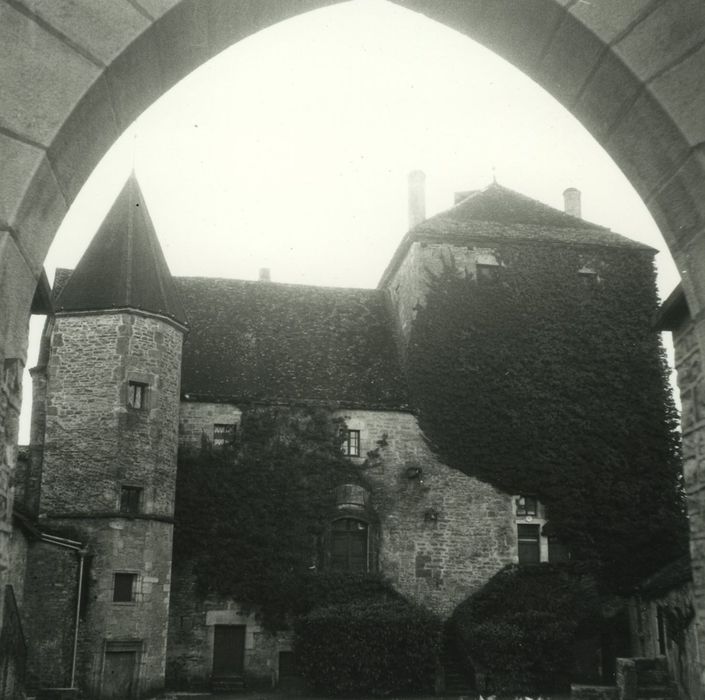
[[176, 277, 409, 409], [380, 182, 653, 287], [54, 174, 187, 326]]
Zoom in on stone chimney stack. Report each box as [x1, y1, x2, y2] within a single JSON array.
[[563, 187, 582, 219], [408, 170, 426, 229], [259, 267, 271, 282]]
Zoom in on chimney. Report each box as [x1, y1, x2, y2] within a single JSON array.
[[563, 187, 581, 219], [258, 267, 271, 282], [408, 170, 426, 229]]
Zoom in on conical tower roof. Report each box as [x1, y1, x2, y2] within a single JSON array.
[[55, 174, 187, 327]]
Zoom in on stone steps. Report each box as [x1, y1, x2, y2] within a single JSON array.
[[210, 675, 246, 694]]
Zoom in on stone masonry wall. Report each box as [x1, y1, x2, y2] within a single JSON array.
[[178, 402, 242, 450], [7, 526, 28, 611], [27, 311, 184, 696], [65, 518, 174, 698], [22, 540, 77, 691], [39, 313, 183, 517], [671, 318, 705, 695], [22, 519, 175, 696], [629, 583, 702, 700], [337, 408, 516, 616], [167, 561, 283, 690], [0, 357, 23, 632]]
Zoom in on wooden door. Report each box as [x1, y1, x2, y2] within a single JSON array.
[[102, 651, 136, 699], [212, 625, 245, 676]]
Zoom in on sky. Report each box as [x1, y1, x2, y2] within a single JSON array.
[[20, 0, 680, 440]]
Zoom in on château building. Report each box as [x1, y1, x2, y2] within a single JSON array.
[[8, 173, 661, 698]]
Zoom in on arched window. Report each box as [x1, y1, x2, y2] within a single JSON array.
[[330, 518, 369, 572]]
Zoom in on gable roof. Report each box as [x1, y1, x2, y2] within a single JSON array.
[[176, 277, 409, 409], [380, 182, 653, 287], [54, 173, 187, 327]]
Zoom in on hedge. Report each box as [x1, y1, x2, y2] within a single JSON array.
[[294, 598, 441, 696], [451, 563, 601, 694]]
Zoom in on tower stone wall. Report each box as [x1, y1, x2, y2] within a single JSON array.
[[39, 313, 182, 517], [27, 310, 184, 696]]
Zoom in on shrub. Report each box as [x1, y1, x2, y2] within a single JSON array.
[[451, 563, 601, 694], [294, 598, 441, 696]]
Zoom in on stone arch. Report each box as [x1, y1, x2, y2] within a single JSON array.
[[4, 0, 705, 342], [2, 0, 705, 686]]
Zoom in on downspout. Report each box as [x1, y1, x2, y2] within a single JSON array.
[[70, 548, 87, 688], [38, 533, 86, 688]]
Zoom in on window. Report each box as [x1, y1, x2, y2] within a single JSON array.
[[578, 270, 598, 287], [516, 495, 538, 517], [342, 429, 361, 457], [517, 524, 540, 565], [578, 265, 598, 288], [119, 486, 142, 515], [213, 423, 236, 447], [113, 572, 137, 602], [331, 518, 368, 572], [476, 263, 500, 282], [127, 381, 148, 410]]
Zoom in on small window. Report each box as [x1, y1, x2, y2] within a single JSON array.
[[127, 381, 148, 410], [518, 524, 540, 565], [342, 429, 361, 457], [578, 267, 598, 287], [579, 271, 598, 287], [331, 518, 368, 572], [516, 495, 538, 517], [213, 423, 237, 447], [476, 263, 500, 282], [113, 572, 137, 602], [119, 486, 142, 515]]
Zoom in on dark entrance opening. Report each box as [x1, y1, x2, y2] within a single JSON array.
[[212, 625, 246, 676]]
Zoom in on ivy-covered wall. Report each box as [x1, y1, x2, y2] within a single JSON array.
[[169, 404, 518, 686], [172, 404, 517, 621], [399, 240, 686, 592]]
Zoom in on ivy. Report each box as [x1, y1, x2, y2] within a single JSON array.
[[406, 244, 687, 591], [451, 563, 602, 694], [172, 405, 374, 629]]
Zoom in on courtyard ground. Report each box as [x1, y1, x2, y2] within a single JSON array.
[[163, 692, 571, 700]]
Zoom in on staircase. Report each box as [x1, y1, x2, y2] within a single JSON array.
[[572, 657, 677, 700], [439, 627, 475, 696], [210, 674, 246, 694], [620, 657, 677, 700]]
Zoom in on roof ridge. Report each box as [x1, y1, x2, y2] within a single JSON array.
[[441, 181, 610, 231], [175, 276, 379, 294]]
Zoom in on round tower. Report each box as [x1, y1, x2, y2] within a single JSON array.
[[36, 174, 187, 698]]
